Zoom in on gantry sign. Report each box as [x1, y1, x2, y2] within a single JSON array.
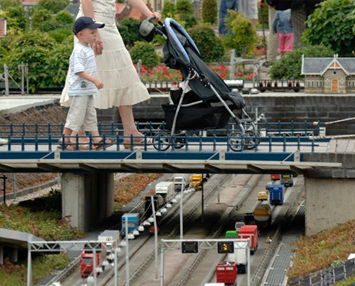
[[160, 238, 251, 286]]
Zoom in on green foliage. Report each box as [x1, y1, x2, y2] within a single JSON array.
[[117, 18, 141, 47], [177, 13, 197, 28], [37, 0, 70, 14], [222, 10, 257, 57], [0, 30, 71, 92], [0, 254, 69, 286], [0, 0, 22, 10], [202, 0, 218, 25], [304, 0, 355, 57], [268, 44, 334, 80], [3, 6, 27, 30], [48, 28, 72, 43], [176, 0, 193, 14], [130, 41, 160, 68], [187, 25, 224, 62], [53, 10, 75, 26], [30, 7, 52, 30], [162, 1, 176, 19]]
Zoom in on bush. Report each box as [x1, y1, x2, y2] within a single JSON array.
[[202, 0, 218, 25], [162, 1, 176, 19], [130, 41, 160, 68], [117, 18, 141, 47], [0, 30, 71, 92], [304, 0, 355, 57], [177, 13, 197, 28], [187, 25, 224, 62], [48, 28, 72, 43], [37, 0, 70, 14], [176, 0, 193, 14], [222, 10, 257, 57], [268, 44, 334, 80]]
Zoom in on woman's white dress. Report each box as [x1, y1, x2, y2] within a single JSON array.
[[60, 0, 150, 109]]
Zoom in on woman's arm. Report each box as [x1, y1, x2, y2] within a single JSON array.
[[80, 0, 104, 55], [127, 0, 161, 21]]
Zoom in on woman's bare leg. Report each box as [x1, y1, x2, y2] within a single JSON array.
[[119, 106, 144, 139]]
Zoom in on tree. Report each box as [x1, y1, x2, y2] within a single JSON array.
[[304, 0, 355, 57], [2, 6, 27, 30], [268, 44, 334, 80], [187, 25, 224, 62], [222, 10, 257, 57], [117, 18, 141, 47], [162, 1, 176, 19], [37, 0, 70, 14], [176, 0, 193, 14], [202, 0, 217, 25]]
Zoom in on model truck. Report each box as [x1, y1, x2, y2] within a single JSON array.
[[269, 184, 284, 205], [253, 201, 272, 228], [227, 241, 248, 273], [280, 173, 293, 187], [174, 174, 190, 192], [155, 181, 175, 202], [98, 230, 120, 263], [216, 261, 237, 285], [80, 242, 107, 278], [238, 224, 259, 255], [190, 174, 203, 190], [121, 213, 139, 238]]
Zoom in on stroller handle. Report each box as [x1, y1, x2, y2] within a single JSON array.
[[146, 15, 163, 26]]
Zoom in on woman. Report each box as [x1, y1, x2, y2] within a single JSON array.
[[60, 0, 161, 149]]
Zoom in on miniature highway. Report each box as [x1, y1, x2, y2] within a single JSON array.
[[54, 173, 302, 286]]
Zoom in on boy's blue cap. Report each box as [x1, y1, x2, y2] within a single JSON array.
[[73, 16, 105, 35]]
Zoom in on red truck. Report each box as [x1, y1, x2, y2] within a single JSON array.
[[216, 261, 237, 286], [237, 224, 259, 255], [80, 243, 107, 278]]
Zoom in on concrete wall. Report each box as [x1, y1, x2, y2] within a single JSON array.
[[61, 173, 114, 231], [305, 178, 355, 236], [96, 94, 355, 136]]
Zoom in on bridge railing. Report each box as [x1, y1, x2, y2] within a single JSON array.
[[0, 121, 323, 137]]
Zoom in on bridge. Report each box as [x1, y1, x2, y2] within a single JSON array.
[[0, 120, 354, 237]]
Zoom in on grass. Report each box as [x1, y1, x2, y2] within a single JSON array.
[[288, 220, 355, 283], [0, 173, 163, 285]]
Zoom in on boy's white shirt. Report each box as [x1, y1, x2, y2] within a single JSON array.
[[68, 43, 98, 96]]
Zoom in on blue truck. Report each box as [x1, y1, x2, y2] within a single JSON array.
[[269, 184, 284, 205], [121, 213, 139, 238]]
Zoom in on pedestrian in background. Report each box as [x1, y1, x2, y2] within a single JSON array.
[[262, 0, 292, 63], [238, 0, 259, 27], [272, 9, 294, 58], [218, 0, 238, 35]]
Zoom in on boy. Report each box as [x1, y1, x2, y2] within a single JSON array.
[[63, 16, 105, 150]]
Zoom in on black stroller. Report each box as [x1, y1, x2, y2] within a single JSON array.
[[139, 17, 259, 152]]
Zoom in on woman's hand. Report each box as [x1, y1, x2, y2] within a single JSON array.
[[93, 34, 104, 56], [152, 11, 161, 22]]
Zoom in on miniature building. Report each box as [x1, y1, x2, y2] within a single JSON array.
[[301, 55, 355, 94]]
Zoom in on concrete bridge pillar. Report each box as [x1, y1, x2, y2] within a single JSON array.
[[305, 178, 355, 236], [61, 173, 114, 231]]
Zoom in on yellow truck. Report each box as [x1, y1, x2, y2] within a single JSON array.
[[190, 174, 203, 190]]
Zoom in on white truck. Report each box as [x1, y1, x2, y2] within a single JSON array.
[[227, 241, 248, 274], [174, 174, 190, 192], [155, 181, 175, 202], [98, 230, 120, 263]]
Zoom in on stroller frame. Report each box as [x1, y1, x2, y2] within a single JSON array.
[[140, 17, 259, 152]]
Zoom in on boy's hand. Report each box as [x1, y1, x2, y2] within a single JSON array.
[[94, 79, 104, 89]]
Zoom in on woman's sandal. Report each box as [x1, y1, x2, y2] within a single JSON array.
[[93, 138, 117, 150], [122, 137, 153, 150], [65, 144, 92, 151]]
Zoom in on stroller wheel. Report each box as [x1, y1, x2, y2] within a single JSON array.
[[153, 133, 171, 151], [228, 132, 245, 152], [245, 130, 260, 150], [173, 134, 186, 149]]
